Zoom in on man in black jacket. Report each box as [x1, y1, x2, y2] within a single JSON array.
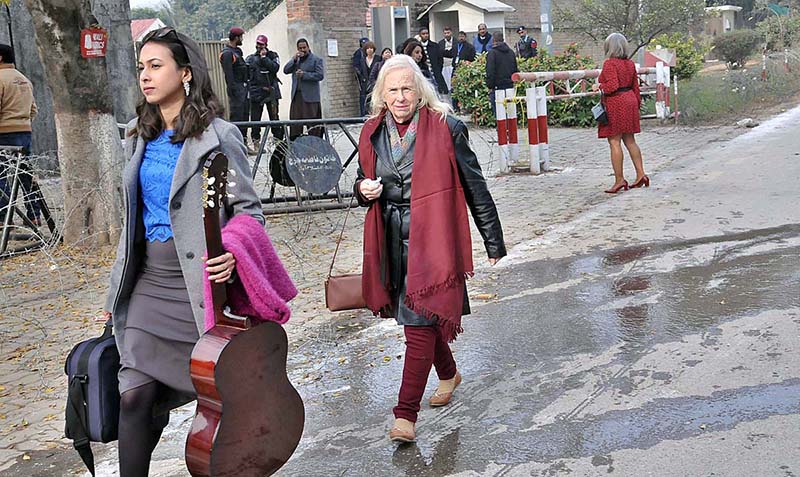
[[418, 27, 448, 96], [485, 32, 518, 115], [439, 26, 455, 97], [451, 31, 476, 70], [447, 31, 477, 112], [516, 26, 538, 59], [246, 34, 283, 144], [220, 26, 249, 139]]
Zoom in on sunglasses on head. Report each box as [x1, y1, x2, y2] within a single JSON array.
[[141, 27, 192, 64], [142, 27, 179, 44]]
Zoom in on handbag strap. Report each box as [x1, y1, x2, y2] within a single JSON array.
[[66, 376, 96, 476], [327, 195, 357, 279]]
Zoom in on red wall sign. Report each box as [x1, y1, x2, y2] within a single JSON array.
[[80, 28, 108, 58]]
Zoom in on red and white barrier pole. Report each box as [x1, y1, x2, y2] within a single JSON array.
[[505, 87, 519, 165], [525, 87, 541, 174], [762, 51, 767, 81], [673, 74, 679, 125], [655, 61, 666, 120], [495, 89, 509, 173], [535, 85, 549, 171], [664, 65, 671, 117], [512, 67, 656, 83]]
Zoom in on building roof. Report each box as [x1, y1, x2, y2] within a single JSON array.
[[131, 19, 161, 41], [417, 0, 515, 20]]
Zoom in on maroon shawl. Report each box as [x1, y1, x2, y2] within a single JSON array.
[[359, 107, 474, 341]]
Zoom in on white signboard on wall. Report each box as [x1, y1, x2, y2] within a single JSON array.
[[327, 39, 339, 57]]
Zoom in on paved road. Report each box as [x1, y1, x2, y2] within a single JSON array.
[[3, 106, 799, 476], [272, 106, 800, 476]]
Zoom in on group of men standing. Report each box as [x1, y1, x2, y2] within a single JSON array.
[[220, 27, 324, 150], [350, 23, 538, 114], [220, 22, 541, 146]]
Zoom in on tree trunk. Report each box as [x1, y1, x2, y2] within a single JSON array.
[[23, 0, 123, 247], [92, 0, 139, 123], [0, 0, 59, 156]]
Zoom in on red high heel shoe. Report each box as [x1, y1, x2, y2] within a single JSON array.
[[604, 180, 629, 194], [630, 175, 650, 188]]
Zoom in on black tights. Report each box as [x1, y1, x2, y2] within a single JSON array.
[[118, 382, 169, 477]]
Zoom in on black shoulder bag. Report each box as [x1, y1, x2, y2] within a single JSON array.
[[64, 320, 121, 476]]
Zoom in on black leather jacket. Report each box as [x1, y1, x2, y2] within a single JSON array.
[[355, 115, 506, 294], [246, 50, 281, 103]]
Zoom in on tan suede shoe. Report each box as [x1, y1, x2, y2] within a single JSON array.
[[389, 426, 416, 443], [389, 418, 416, 443], [429, 372, 462, 407]]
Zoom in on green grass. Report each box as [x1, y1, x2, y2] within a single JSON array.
[[676, 56, 800, 124]]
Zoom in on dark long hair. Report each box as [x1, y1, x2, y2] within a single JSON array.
[[401, 40, 430, 72], [133, 28, 222, 143]]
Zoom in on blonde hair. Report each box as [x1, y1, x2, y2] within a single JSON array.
[[369, 54, 451, 119], [604, 33, 629, 59]]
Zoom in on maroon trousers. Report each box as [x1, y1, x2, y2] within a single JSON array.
[[393, 325, 457, 422]]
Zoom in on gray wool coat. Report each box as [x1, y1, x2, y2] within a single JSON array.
[[282, 52, 324, 103], [105, 117, 265, 362]]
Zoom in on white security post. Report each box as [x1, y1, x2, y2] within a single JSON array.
[[494, 89, 509, 173], [535, 86, 550, 171], [505, 87, 519, 166], [526, 87, 541, 174]]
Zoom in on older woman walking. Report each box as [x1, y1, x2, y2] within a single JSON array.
[[355, 54, 506, 443], [103, 27, 264, 476], [593, 33, 649, 193]]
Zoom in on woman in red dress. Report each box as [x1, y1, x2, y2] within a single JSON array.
[[593, 33, 649, 193]]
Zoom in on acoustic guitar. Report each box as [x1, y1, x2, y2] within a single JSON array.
[[185, 152, 304, 476]]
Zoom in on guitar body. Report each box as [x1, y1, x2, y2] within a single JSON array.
[[186, 321, 304, 476], [185, 152, 304, 476]]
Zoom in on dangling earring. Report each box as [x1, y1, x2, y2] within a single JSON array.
[[183, 80, 191, 96]]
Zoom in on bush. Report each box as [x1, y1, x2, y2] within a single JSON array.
[[651, 33, 708, 80], [451, 43, 597, 127], [756, 16, 800, 51], [712, 29, 763, 68]]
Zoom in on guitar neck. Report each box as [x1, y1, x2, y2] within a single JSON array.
[[203, 152, 249, 330], [203, 207, 228, 323]]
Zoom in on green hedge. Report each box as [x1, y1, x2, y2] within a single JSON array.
[[451, 44, 597, 127], [712, 30, 763, 68]]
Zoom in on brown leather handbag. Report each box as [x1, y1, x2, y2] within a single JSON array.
[[325, 198, 367, 311]]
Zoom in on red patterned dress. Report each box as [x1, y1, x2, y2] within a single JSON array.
[[598, 57, 641, 138]]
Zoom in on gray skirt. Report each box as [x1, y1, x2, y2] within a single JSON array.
[[118, 239, 199, 398]]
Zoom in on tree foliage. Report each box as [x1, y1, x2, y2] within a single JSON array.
[[651, 33, 709, 80], [165, 0, 281, 40], [557, 0, 706, 56], [130, 7, 160, 20], [130, 6, 173, 23], [756, 11, 800, 49]]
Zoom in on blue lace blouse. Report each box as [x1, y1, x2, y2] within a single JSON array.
[[139, 130, 183, 242]]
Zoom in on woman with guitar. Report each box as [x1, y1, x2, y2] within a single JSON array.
[[103, 28, 264, 476]]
